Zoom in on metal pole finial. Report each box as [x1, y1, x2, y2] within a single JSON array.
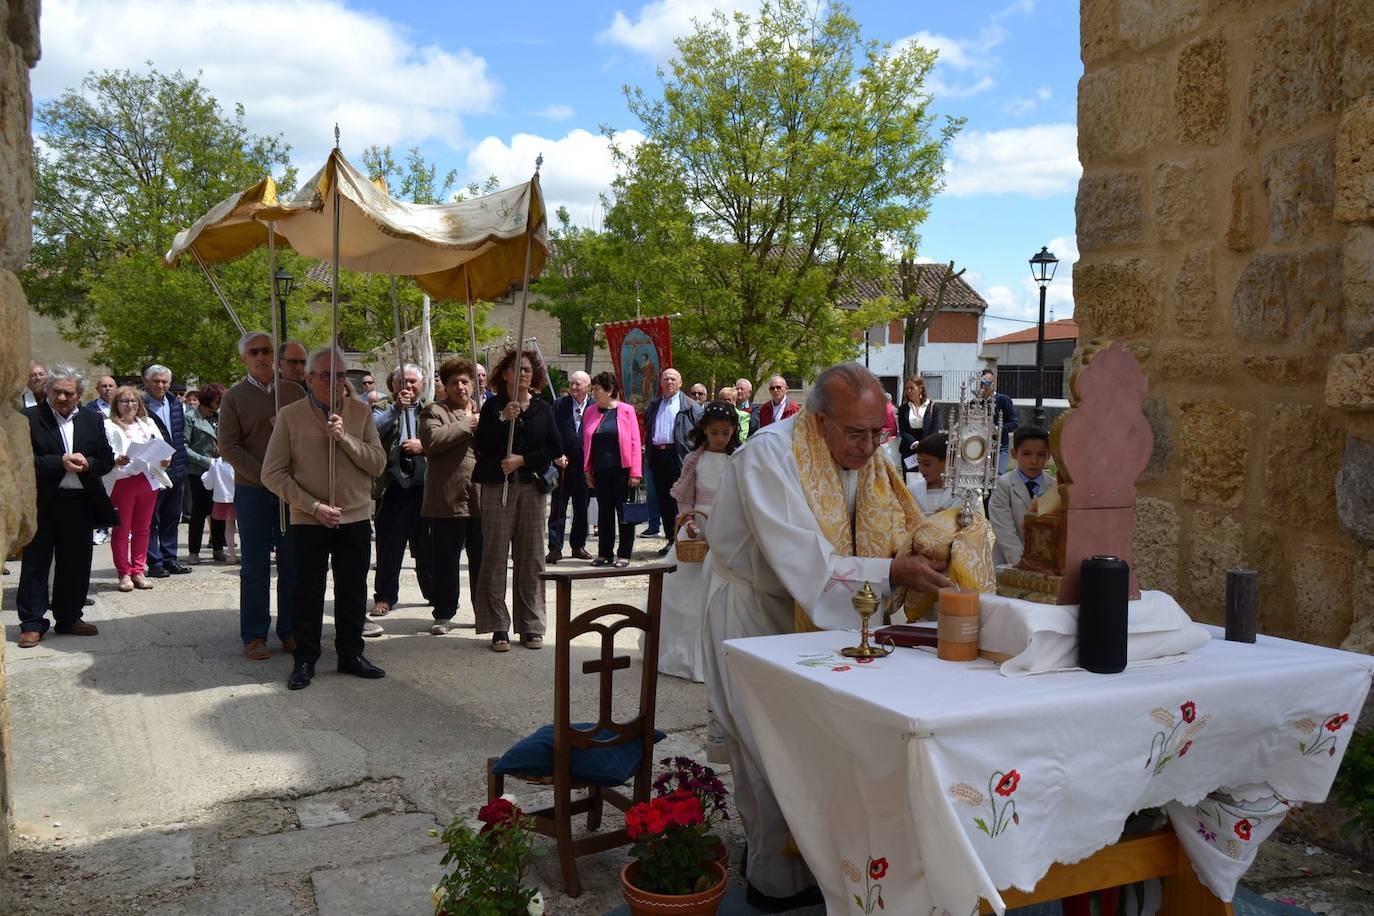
[[334, 123, 341, 149], [535, 153, 543, 174]]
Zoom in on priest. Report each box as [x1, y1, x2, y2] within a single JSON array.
[[701, 363, 954, 909]]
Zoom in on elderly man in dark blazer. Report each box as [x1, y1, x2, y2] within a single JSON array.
[[141, 363, 192, 577], [546, 369, 593, 563], [16, 364, 118, 647], [642, 367, 703, 557]]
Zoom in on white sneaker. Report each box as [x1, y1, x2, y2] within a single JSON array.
[[92, 528, 110, 545], [362, 620, 384, 638], [430, 621, 454, 635]]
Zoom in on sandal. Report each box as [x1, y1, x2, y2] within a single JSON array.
[[592, 557, 612, 567], [490, 631, 511, 653], [521, 634, 544, 650], [614, 558, 631, 568], [369, 601, 391, 618]]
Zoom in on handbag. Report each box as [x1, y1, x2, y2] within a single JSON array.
[[534, 464, 561, 495], [621, 485, 651, 525]]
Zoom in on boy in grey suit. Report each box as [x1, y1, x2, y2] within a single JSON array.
[[989, 426, 1054, 567]]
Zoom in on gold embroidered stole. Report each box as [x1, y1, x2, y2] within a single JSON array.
[[790, 410, 923, 631]]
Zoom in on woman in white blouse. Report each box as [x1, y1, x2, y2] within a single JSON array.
[[103, 386, 172, 591], [897, 375, 940, 478]]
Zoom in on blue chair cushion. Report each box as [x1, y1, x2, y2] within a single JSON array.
[[493, 723, 667, 788]]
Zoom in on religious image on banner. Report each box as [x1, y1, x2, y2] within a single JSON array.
[[602, 316, 674, 412]]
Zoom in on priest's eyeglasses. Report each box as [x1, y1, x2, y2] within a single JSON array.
[[838, 426, 888, 446]]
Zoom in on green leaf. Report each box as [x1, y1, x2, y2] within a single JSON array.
[[974, 817, 989, 835]]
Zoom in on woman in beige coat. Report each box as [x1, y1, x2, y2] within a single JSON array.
[[418, 357, 483, 635]]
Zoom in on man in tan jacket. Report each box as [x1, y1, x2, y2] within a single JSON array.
[[418, 357, 483, 635], [263, 347, 387, 690]]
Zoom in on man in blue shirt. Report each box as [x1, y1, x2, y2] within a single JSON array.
[[977, 370, 1019, 474]]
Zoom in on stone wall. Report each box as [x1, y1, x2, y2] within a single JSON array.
[[1077, 0, 1374, 649], [0, 0, 39, 858]]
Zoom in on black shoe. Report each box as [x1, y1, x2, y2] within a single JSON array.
[[744, 882, 824, 912], [656, 544, 672, 558], [146, 565, 170, 579], [545, 549, 561, 564], [337, 655, 385, 678], [287, 662, 314, 690], [167, 562, 192, 575]]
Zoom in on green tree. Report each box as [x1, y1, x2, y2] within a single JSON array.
[[25, 65, 295, 381], [592, 0, 960, 389]]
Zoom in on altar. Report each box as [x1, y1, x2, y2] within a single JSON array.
[[723, 628, 1372, 915]]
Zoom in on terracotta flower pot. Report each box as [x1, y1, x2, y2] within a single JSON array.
[[620, 860, 727, 916], [710, 839, 730, 870]]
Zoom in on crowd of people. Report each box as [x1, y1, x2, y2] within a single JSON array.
[[12, 339, 1058, 907]]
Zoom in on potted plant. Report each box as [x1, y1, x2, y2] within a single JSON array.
[[431, 797, 547, 916], [652, 755, 730, 866], [620, 789, 727, 916]]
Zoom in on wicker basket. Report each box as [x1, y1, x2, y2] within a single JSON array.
[[673, 511, 709, 563]]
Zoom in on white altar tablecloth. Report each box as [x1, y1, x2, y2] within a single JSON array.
[[723, 627, 1372, 915]]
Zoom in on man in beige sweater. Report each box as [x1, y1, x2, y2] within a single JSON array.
[[263, 347, 387, 690], [219, 331, 306, 660]]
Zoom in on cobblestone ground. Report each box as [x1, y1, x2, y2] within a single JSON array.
[[0, 525, 1369, 915]]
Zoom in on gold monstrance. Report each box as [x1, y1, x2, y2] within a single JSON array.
[[841, 581, 891, 658]]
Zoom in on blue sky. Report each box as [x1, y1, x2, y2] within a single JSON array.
[[33, 0, 1083, 339]]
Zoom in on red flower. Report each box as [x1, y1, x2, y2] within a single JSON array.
[[856, 657, 875, 665], [1325, 714, 1349, 733], [1234, 819, 1252, 841], [477, 798, 519, 833], [1179, 741, 1193, 757], [995, 770, 1021, 797], [868, 857, 889, 880], [1180, 701, 1196, 724], [832, 665, 851, 672]]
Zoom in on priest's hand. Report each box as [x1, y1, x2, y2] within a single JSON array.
[[890, 553, 953, 595]]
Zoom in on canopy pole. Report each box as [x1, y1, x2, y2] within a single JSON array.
[[501, 159, 542, 507], [465, 266, 481, 412], [328, 146, 341, 507], [267, 223, 287, 533], [190, 246, 247, 335], [389, 274, 406, 446]]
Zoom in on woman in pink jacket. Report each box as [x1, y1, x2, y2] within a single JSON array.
[[582, 371, 642, 567]]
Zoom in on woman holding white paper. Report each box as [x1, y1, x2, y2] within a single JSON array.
[[103, 386, 172, 591]]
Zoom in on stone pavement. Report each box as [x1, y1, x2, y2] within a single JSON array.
[[0, 528, 740, 915], [2, 528, 1371, 915]]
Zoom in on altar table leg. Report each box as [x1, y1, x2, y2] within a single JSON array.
[[978, 830, 1233, 916]]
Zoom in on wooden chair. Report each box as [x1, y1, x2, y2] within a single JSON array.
[[486, 563, 674, 898]]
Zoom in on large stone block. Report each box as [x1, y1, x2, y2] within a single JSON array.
[[1340, 550, 1374, 654], [6, 0, 40, 67], [1153, 158, 1211, 242], [1335, 95, 1374, 223], [1133, 496, 1179, 593], [1188, 509, 1245, 620], [1140, 397, 1173, 481], [0, 21, 34, 271], [1265, 405, 1344, 529], [1175, 32, 1229, 147], [1245, 1, 1340, 143], [1081, 0, 1121, 66], [1338, 0, 1374, 100], [1079, 58, 1171, 162], [1325, 348, 1374, 411], [1226, 168, 1260, 252], [1346, 224, 1374, 344], [1179, 399, 1251, 507], [1231, 247, 1343, 344], [1119, 0, 1201, 51], [1158, 345, 1219, 380], [1241, 355, 1322, 386], [1073, 258, 1163, 338], [1174, 246, 1216, 336], [1336, 436, 1374, 547], [1076, 170, 1144, 248], [1292, 543, 1357, 646], [1262, 136, 1335, 244], [1251, 522, 1297, 638]]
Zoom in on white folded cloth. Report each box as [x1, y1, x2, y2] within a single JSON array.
[[979, 589, 1211, 676]]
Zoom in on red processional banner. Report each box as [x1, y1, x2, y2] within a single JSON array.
[[602, 316, 674, 412]]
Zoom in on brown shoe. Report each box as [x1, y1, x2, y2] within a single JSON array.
[[132, 574, 153, 590], [369, 601, 390, 618], [244, 638, 271, 660], [281, 635, 297, 653], [59, 621, 99, 636], [572, 548, 593, 561], [17, 631, 41, 648]]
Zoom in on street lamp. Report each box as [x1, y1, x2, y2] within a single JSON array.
[[273, 267, 294, 343], [1028, 246, 1058, 428]]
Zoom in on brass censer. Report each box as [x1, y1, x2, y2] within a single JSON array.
[[841, 581, 891, 659]]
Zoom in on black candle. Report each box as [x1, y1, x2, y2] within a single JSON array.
[[1225, 568, 1259, 643], [1079, 555, 1129, 674]]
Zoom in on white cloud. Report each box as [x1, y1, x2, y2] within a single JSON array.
[[898, 0, 1035, 101], [980, 234, 1078, 340], [1003, 85, 1052, 116], [465, 128, 646, 228], [537, 104, 575, 121], [33, 0, 500, 163], [599, 0, 759, 59], [942, 124, 1081, 198]]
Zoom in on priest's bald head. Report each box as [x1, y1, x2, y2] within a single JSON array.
[[806, 364, 889, 470]]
